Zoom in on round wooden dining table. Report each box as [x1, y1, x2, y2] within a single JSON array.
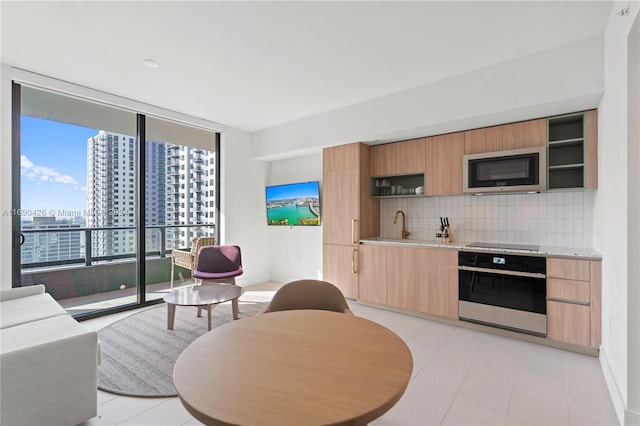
[[173, 309, 413, 426]]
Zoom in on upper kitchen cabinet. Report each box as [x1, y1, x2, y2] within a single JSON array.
[[502, 119, 547, 150], [324, 141, 360, 171], [395, 138, 426, 174], [370, 143, 396, 177], [371, 138, 426, 176], [547, 110, 598, 190], [370, 139, 426, 198], [465, 118, 546, 154], [425, 132, 465, 196], [464, 125, 503, 154]]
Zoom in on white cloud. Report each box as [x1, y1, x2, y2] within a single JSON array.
[[21, 155, 79, 186]]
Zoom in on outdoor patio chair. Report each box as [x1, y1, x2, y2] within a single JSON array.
[[170, 236, 216, 289]]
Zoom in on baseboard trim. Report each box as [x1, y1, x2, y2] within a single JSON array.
[[600, 346, 626, 425], [625, 408, 640, 425], [237, 273, 272, 287], [270, 273, 319, 284]]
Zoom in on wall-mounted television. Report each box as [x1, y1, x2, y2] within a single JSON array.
[[266, 181, 321, 226]]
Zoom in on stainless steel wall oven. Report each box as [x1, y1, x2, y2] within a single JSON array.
[[458, 250, 547, 336]]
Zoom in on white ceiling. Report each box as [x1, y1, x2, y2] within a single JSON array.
[[1, 1, 613, 133]]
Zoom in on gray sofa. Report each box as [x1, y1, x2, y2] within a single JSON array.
[[0, 285, 99, 426]]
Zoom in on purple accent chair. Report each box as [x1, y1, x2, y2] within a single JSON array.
[[193, 245, 243, 316], [193, 245, 243, 285]]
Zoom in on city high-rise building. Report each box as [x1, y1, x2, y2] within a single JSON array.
[[165, 145, 216, 249], [20, 217, 82, 265], [87, 131, 215, 257], [87, 131, 137, 258], [86, 131, 167, 257]]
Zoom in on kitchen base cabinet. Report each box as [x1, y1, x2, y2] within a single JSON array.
[[546, 258, 601, 348], [359, 244, 387, 305], [323, 244, 359, 299], [416, 248, 458, 319], [386, 247, 417, 311], [547, 300, 591, 347]]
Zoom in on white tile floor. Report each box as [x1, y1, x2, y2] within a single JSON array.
[[81, 282, 619, 426]]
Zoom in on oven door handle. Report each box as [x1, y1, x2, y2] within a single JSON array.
[[458, 265, 546, 279]]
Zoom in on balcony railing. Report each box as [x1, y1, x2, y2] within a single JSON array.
[[19, 224, 216, 314], [20, 224, 215, 270]]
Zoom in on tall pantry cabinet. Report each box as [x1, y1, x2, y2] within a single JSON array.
[[323, 143, 379, 298]]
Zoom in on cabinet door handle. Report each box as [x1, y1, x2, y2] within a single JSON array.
[[352, 248, 358, 274], [351, 219, 358, 244]]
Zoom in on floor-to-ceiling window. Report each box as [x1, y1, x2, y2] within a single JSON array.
[[12, 82, 220, 319], [144, 117, 219, 301]]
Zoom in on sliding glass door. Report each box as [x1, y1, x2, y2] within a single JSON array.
[[12, 83, 219, 318], [143, 117, 219, 302]]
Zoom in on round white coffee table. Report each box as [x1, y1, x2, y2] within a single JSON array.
[[163, 284, 244, 331]]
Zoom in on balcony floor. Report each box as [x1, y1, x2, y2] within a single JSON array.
[[59, 278, 197, 316]]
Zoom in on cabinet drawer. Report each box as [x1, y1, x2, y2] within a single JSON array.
[[547, 300, 590, 347], [547, 278, 590, 304], [547, 258, 590, 281]]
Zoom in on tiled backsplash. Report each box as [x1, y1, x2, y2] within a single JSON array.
[[380, 191, 595, 248]]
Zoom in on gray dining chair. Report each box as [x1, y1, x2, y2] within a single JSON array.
[[261, 279, 353, 314]]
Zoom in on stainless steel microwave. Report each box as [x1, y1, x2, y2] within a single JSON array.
[[463, 146, 546, 194]]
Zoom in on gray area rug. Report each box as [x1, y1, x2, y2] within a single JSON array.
[[98, 298, 268, 397]]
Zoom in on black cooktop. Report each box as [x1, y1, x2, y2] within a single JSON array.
[[466, 242, 540, 252]]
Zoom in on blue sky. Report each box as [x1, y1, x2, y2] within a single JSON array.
[[20, 116, 95, 217], [266, 181, 319, 202]]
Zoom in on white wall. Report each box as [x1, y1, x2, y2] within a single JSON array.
[[1, 63, 13, 289], [596, 2, 640, 424], [266, 154, 323, 283], [252, 37, 604, 160], [627, 12, 640, 424], [219, 127, 272, 286]]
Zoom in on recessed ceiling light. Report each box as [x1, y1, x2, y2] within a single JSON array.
[[143, 59, 159, 69]]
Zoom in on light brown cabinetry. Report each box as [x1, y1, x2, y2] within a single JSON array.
[[501, 119, 547, 150], [585, 110, 598, 189], [386, 247, 417, 311], [395, 138, 426, 175], [425, 132, 465, 196], [547, 301, 591, 347], [416, 248, 458, 319], [323, 167, 359, 246], [371, 138, 426, 177], [323, 244, 359, 300], [359, 244, 387, 305], [323, 143, 379, 299], [370, 144, 396, 177], [464, 125, 503, 154], [546, 258, 601, 348], [465, 119, 547, 154], [359, 245, 457, 318]]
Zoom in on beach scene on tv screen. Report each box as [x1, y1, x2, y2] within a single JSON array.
[[266, 181, 320, 226]]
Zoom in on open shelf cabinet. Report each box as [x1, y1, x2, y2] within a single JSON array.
[[547, 112, 593, 190], [370, 173, 425, 198]]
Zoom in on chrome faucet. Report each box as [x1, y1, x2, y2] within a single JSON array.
[[393, 210, 410, 239]]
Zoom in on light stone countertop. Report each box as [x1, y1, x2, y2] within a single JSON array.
[[360, 237, 602, 260]]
